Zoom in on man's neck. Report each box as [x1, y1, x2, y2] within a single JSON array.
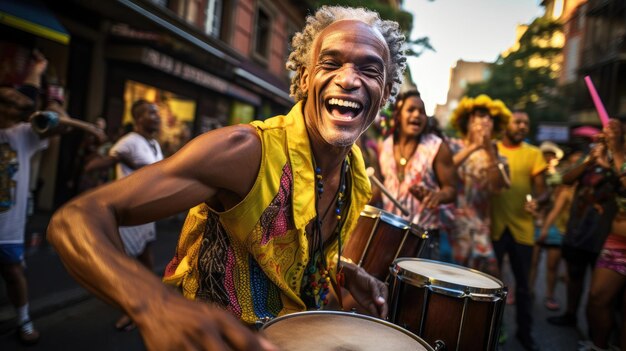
[[311, 143, 350, 178], [502, 137, 521, 148], [135, 129, 154, 140]]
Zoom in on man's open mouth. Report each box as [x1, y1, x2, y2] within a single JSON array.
[[325, 98, 363, 120]]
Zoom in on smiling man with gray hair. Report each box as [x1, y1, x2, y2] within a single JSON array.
[[48, 6, 407, 350]]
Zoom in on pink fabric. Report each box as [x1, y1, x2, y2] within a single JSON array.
[[571, 126, 601, 138], [596, 234, 626, 276], [379, 134, 442, 229]]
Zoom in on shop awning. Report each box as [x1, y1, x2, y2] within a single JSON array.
[[0, 0, 70, 45]]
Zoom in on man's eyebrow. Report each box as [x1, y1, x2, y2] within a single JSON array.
[[318, 49, 385, 67]]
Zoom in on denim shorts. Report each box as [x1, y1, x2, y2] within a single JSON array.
[[0, 244, 25, 264], [534, 225, 563, 246]]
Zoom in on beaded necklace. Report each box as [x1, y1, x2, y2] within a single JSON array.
[[301, 154, 350, 309]]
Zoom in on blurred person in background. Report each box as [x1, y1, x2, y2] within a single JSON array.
[[528, 143, 576, 312], [375, 89, 456, 259], [547, 140, 617, 330], [581, 118, 626, 351], [447, 94, 511, 278], [72, 117, 114, 193], [490, 110, 547, 351], [84, 99, 163, 331], [0, 51, 104, 345]]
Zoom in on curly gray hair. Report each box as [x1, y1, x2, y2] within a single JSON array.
[[286, 6, 407, 104]]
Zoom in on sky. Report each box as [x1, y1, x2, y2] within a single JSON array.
[[403, 0, 545, 115]]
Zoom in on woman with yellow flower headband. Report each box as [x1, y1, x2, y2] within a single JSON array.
[[447, 94, 512, 278]]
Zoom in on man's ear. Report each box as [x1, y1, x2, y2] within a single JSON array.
[[382, 83, 392, 106], [299, 66, 309, 93]]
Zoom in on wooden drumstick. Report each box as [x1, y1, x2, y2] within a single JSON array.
[[366, 167, 410, 217]]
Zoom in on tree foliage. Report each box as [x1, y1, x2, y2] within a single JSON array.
[[465, 17, 565, 137]]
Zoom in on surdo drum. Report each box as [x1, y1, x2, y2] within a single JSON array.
[[389, 258, 507, 351], [260, 310, 434, 351], [342, 205, 428, 281]]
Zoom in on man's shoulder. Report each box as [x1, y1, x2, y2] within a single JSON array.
[[251, 113, 292, 132], [1, 123, 39, 143], [522, 142, 542, 152], [113, 132, 140, 145], [497, 141, 541, 154], [1, 122, 31, 134]]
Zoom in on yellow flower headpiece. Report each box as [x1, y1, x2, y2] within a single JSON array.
[[450, 94, 512, 137]]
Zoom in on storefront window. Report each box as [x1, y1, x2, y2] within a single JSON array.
[[229, 100, 255, 125], [124, 80, 196, 156]]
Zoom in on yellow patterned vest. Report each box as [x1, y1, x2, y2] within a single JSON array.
[[163, 102, 371, 324]]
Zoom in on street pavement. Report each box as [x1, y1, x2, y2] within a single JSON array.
[[0, 211, 598, 350]]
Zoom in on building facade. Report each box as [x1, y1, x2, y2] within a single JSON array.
[[434, 59, 492, 129], [1, 0, 309, 208]]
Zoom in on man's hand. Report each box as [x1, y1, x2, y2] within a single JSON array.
[[340, 261, 387, 319], [30, 50, 48, 76], [537, 228, 548, 243], [139, 293, 278, 351], [524, 197, 539, 216]]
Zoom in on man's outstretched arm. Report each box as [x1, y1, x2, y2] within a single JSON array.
[[47, 124, 274, 350]]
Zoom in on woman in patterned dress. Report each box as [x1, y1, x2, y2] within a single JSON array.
[[448, 95, 512, 277], [376, 90, 456, 259]]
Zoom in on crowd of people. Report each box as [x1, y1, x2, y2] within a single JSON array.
[[370, 87, 624, 351], [1, 5, 624, 351]]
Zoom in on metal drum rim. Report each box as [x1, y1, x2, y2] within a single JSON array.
[[360, 205, 426, 237], [260, 310, 435, 350], [390, 258, 507, 298]]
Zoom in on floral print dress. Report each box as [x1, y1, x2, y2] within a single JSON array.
[[448, 138, 505, 276], [379, 134, 442, 230]]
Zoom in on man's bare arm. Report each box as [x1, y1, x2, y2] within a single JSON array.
[[47, 124, 269, 350]]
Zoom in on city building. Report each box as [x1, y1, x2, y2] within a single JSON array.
[[569, 0, 626, 124], [434, 59, 491, 129], [1, 0, 309, 208]]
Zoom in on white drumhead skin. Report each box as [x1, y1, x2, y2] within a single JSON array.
[[263, 313, 429, 350], [398, 259, 501, 289]]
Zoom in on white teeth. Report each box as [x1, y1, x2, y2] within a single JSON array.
[[328, 98, 361, 110]]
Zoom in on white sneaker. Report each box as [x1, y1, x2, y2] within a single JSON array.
[[18, 320, 40, 345], [577, 340, 611, 351]]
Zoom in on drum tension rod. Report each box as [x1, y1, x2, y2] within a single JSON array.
[[433, 340, 446, 351]]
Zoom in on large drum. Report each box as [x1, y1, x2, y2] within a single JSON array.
[[342, 205, 428, 281], [260, 310, 434, 351], [389, 258, 507, 351]]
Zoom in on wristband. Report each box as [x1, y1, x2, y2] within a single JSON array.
[[30, 111, 59, 133]]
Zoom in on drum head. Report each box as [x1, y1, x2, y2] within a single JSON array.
[[261, 311, 433, 350], [394, 258, 503, 291]]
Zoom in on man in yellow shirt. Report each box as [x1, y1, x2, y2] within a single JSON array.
[[491, 111, 547, 351]]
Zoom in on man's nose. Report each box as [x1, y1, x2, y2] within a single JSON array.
[[334, 65, 361, 91]]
